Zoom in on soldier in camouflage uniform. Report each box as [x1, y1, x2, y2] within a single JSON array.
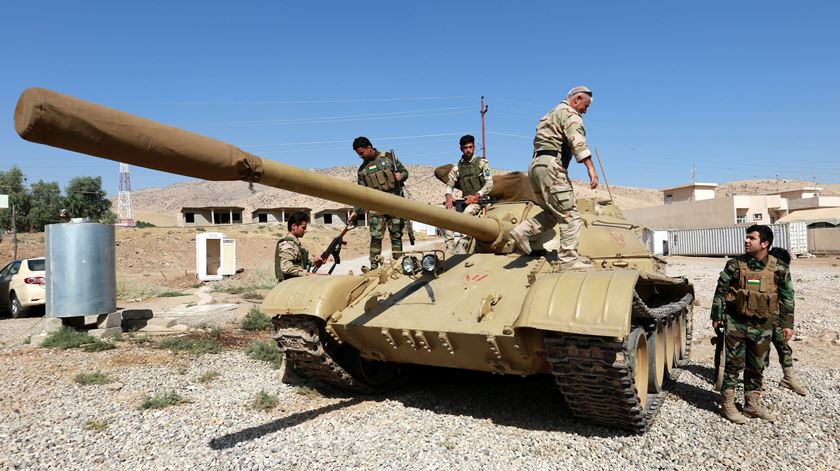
[[444, 134, 494, 216], [711, 225, 796, 424], [768, 247, 808, 395], [274, 211, 313, 282], [509, 86, 599, 269], [349, 136, 409, 269]]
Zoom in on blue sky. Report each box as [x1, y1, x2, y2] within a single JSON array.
[[1, 1, 838, 195]]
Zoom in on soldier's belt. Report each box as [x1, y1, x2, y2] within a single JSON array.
[[535, 149, 559, 158]]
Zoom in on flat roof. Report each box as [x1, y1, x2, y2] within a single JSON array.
[[661, 182, 718, 192], [252, 207, 311, 211], [180, 206, 245, 212]]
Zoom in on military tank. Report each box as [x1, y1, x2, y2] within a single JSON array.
[[14, 88, 694, 433]]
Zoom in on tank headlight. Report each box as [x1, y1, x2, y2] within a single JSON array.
[[421, 254, 439, 272], [402, 256, 419, 275]]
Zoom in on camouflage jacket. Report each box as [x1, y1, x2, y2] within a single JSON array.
[[710, 254, 795, 329], [445, 155, 493, 197], [354, 150, 409, 214], [275, 236, 309, 281], [533, 101, 592, 169]]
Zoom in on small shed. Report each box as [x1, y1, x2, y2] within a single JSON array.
[[314, 207, 368, 227]]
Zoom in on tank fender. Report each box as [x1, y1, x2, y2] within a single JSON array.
[[261, 275, 368, 320], [514, 269, 640, 338]]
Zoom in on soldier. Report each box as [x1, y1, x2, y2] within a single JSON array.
[[274, 211, 314, 282], [348, 136, 409, 269], [711, 225, 796, 424], [768, 247, 808, 395], [444, 134, 493, 216], [509, 86, 599, 269]]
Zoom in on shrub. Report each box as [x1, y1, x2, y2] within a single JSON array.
[[84, 419, 109, 431], [240, 307, 272, 331], [138, 391, 191, 410], [251, 390, 279, 411], [135, 221, 156, 228], [74, 372, 113, 386], [42, 327, 113, 352], [245, 340, 284, 369], [159, 336, 222, 355], [294, 386, 322, 398], [198, 371, 220, 383]]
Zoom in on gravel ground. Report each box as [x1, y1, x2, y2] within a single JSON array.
[[1, 256, 838, 470]]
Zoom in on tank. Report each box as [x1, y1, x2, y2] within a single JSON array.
[[15, 88, 694, 433]]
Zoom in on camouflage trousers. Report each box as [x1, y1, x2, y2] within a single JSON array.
[[518, 154, 580, 263], [771, 323, 794, 368], [722, 312, 773, 392], [368, 212, 404, 266]]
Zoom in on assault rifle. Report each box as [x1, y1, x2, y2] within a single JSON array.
[[711, 321, 726, 391], [454, 197, 496, 213], [389, 148, 415, 245], [310, 220, 355, 275]]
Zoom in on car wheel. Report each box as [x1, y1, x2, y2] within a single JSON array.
[[10, 293, 26, 319]]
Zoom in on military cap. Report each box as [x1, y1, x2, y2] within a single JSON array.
[[567, 85, 592, 98]]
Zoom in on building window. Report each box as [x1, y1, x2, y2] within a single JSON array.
[[752, 213, 763, 221], [664, 194, 673, 205], [323, 213, 333, 224], [214, 213, 231, 224], [736, 215, 746, 224], [258, 213, 268, 223], [184, 213, 195, 224], [233, 212, 242, 223]]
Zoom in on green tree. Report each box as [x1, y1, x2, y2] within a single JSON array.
[[28, 180, 62, 231], [61, 176, 112, 222], [0, 166, 30, 232]]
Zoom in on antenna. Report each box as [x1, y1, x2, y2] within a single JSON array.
[[480, 96, 488, 159], [116, 163, 135, 227], [691, 162, 696, 184], [594, 147, 614, 203]]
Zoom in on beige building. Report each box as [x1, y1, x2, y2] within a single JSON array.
[[179, 206, 244, 227], [313, 207, 368, 227], [662, 183, 718, 204], [250, 207, 311, 224], [624, 195, 786, 230]]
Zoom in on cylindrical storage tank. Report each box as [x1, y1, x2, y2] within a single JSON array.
[[45, 222, 116, 318]]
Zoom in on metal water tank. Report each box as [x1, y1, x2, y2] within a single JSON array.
[[45, 222, 116, 318]]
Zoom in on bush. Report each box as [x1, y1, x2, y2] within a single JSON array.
[[159, 336, 222, 355], [138, 391, 190, 410], [84, 419, 109, 431], [135, 220, 156, 228], [240, 307, 272, 331], [74, 372, 113, 386], [251, 390, 279, 411], [82, 340, 117, 352], [42, 327, 114, 352], [198, 371, 220, 383], [245, 340, 284, 369]]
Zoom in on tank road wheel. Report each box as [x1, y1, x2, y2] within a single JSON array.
[[628, 327, 649, 410], [646, 321, 666, 394], [673, 314, 684, 364], [663, 318, 675, 376], [338, 345, 399, 391]]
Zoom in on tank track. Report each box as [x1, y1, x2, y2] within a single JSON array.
[[272, 315, 374, 394], [545, 291, 693, 433]]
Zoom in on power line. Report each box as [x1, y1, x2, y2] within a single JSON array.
[[113, 95, 474, 106]]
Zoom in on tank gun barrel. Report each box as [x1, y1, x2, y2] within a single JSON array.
[[14, 88, 501, 243]]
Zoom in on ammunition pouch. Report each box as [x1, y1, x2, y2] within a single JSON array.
[[731, 256, 778, 319]]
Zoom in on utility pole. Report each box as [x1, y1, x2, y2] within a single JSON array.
[[480, 96, 488, 159], [691, 163, 696, 184], [11, 202, 17, 260], [116, 163, 135, 226]]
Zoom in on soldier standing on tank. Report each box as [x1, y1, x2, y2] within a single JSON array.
[[444, 134, 493, 215], [275, 211, 314, 282], [711, 225, 796, 424], [348, 136, 409, 269], [767, 247, 808, 395], [509, 86, 599, 269]]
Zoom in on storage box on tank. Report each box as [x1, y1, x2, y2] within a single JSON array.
[[196, 232, 236, 281]]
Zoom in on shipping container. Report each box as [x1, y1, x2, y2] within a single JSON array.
[[668, 223, 808, 256]]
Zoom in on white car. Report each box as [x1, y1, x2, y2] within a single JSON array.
[[0, 258, 46, 318]]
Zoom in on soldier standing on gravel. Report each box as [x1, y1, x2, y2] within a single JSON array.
[[768, 247, 809, 395], [348, 136, 409, 269], [509, 86, 599, 269], [444, 134, 493, 215], [275, 211, 314, 282], [711, 225, 796, 424]]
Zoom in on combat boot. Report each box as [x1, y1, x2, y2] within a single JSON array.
[[719, 389, 747, 424], [509, 226, 532, 255], [743, 390, 776, 422], [564, 258, 593, 271], [780, 367, 808, 396]]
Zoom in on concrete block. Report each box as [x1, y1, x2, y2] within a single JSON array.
[[145, 318, 177, 329], [88, 327, 122, 339], [43, 317, 65, 334], [30, 333, 50, 347], [96, 312, 122, 329], [121, 309, 154, 320]]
